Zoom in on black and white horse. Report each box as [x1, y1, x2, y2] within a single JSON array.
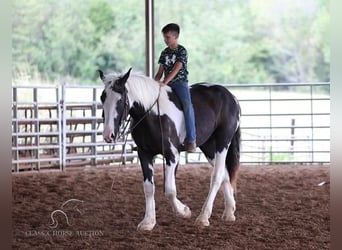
[[99, 68, 241, 231]]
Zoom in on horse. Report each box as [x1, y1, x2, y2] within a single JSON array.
[[98, 68, 241, 231]]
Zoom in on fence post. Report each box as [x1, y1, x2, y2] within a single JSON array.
[[61, 84, 67, 171], [57, 86, 63, 171], [310, 85, 314, 163], [33, 87, 40, 171], [91, 87, 97, 166], [268, 85, 273, 163]]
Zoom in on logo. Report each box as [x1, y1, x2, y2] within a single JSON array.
[[24, 198, 105, 238], [49, 198, 84, 228]]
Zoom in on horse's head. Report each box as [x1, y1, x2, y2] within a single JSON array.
[[98, 68, 132, 143]]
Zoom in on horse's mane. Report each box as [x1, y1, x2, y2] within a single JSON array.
[[104, 71, 171, 111], [126, 73, 171, 111]]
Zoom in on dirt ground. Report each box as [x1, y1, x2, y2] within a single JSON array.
[[12, 164, 330, 250]]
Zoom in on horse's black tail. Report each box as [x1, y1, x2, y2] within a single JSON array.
[[226, 125, 240, 193]]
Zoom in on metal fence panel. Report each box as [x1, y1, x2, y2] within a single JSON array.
[[219, 82, 329, 164], [12, 82, 330, 171], [12, 86, 62, 171]]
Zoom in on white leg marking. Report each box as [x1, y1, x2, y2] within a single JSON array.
[[137, 178, 156, 231], [164, 143, 191, 218], [222, 170, 236, 222], [195, 148, 228, 227]]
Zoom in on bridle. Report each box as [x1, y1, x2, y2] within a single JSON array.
[[114, 88, 130, 140]]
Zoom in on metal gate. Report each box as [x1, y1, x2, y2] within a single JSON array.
[[12, 85, 136, 172]]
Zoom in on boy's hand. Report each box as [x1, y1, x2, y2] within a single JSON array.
[[158, 81, 166, 87]]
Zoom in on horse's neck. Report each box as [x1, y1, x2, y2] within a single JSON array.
[[126, 75, 167, 113], [128, 84, 185, 143]]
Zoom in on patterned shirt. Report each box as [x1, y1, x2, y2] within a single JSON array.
[[158, 44, 188, 84]]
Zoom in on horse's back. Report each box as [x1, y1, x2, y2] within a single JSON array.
[[190, 83, 240, 116], [189, 83, 240, 146]]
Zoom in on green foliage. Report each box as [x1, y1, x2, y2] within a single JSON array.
[[265, 152, 295, 162], [88, 0, 115, 39], [12, 0, 329, 85]]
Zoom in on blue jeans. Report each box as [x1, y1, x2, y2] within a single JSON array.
[[169, 80, 196, 143]]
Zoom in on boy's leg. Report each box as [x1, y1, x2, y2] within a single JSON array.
[[170, 81, 196, 147]]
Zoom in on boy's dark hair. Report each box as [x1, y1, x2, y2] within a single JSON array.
[[162, 23, 180, 34]]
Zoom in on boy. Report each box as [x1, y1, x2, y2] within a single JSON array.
[[154, 23, 196, 152]]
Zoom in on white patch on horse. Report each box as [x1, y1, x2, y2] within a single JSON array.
[[125, 75, 186, 140], [235, 120, 240, 132], [102, 89, 121, 141], [164, 141, 179, 196], [198, 83, 215, 87], [164, 141, 191, 218], [159, 89, 186, 141], [102, 72, 119, 86], [137, 176, 156, 231], [222, 170, 236, 221]]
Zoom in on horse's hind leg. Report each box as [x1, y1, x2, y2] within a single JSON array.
[[164, 146, 191, 219], [195, 147, 228, 227], [222, 126, 240, 222], [222, 170, 236, 221]]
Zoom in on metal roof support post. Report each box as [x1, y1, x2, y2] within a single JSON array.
[[13, 87, 19, 172], [145, 0, 155, 77]]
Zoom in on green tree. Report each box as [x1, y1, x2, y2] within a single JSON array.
[[155, 0, 329, 84], [12, 0, 329, 85], [249, 0, 330, 83], [12, 0, 145, 84]]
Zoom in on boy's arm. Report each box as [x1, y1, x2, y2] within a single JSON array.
[[162, 62, 182, 85], [154, 65, 164, 81]]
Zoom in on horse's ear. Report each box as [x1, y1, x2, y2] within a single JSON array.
[[98, 69, 105, 81], [118, 68, 132, 85]]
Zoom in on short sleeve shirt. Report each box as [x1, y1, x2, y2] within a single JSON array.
[[158, 44, 188, 84]]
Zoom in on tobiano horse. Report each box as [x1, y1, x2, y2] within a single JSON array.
[[98, 68, 241, 231]]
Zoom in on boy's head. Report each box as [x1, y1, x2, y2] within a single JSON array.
[[162, 23, 180, 35], [161, 23, 180, 48]]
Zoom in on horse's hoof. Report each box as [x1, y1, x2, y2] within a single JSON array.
[[180, 206, 191, 219], [222, 213, 236, 222], [137, 219, 156, 231], [194, 216, 210, 227]]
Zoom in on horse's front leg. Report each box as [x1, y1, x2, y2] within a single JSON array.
[[137, 150, 156, 231], [164, 149, 191, 219]]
